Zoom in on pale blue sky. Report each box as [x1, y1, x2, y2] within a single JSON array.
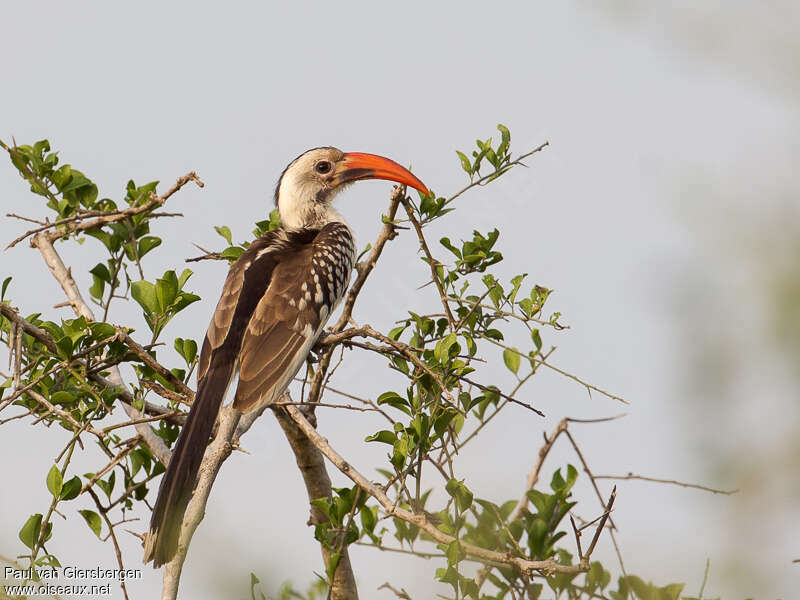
[[2, 3, 797, 598]]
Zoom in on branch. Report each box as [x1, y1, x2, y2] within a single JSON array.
[[593, 473, 738, 495], [115, 328, 194, 403], [444, 142, 549, 207], [272, 398, 359, 600], [30, 231, 171, 465], [87, 488, 132, 600], [160, 405, 241, 599], [509, 418, 569, 522], [5, 172, 203, 249], [317, 324, 459, 411], [284, 403, 598, 578], [399, 198, 456, 328]]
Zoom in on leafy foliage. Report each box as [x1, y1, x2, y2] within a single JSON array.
[[0, 130, 704, 599]]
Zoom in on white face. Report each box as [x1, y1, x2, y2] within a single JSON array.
[[276, 147, 347, 229]]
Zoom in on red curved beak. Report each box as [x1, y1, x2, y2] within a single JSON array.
[[336, 152, 430, 196]]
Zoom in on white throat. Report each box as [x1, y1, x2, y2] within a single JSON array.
[[277, 174, 346, 230]]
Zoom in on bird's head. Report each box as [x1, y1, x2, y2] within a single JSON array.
[[275, 146, 429, 229]]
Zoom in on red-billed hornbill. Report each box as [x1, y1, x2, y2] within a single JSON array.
[[144, 147, 429, 567]]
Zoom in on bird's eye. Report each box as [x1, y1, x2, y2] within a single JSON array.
[[315, 161, 332, 174]]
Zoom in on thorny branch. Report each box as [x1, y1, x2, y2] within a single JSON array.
[[593, 473, 738, 495], [284, 403, 611, 578]]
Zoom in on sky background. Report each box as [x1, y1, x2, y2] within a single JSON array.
[[1, 2, 798, 599]]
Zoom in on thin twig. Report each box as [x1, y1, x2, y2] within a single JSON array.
[[87, 488, 131, 600], [593, 473, 738, 495], [444, 142, 550, 207], [565, 429, 617, 531], [698, 558, 710, 600], [400, 197, 456, 328], [585, 487, 616, 558]]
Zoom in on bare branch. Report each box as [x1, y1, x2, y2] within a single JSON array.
[[87, 488, 131, 600], [399, 197, 456, 328], [273, 398, 358, 600], [585, 487, 616, 558], [594, 473, 738, 495], [80, 438, 138, 495], [160, 403, 265, 600], [378, 582, 412, 599]]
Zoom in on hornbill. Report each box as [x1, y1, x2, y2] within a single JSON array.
[[143, 147, 429, 567]]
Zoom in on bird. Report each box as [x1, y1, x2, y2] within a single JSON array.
[[143, 147, 429, 567]]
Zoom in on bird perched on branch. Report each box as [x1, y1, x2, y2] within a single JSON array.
[[144, 147, 429, 567]]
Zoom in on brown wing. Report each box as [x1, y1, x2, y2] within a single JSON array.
[[196, 231, 301, 384], [233, 223, 356, 412]]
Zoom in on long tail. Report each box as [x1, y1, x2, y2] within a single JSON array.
[[143, 359, 234, 567]]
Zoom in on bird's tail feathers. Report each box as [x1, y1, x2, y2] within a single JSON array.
[[143, 359, 234, 567]]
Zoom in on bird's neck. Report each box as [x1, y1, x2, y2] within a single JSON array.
[[279, 198, 346, 231]]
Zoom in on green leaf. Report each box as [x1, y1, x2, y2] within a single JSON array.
[[51, 391, 76, 405], [365, 430, 396, 445], [78, 509, 102, 537], [433, 409, 458, 437], [89, 322, 115, 341], [56, 335, 73, 359], [155, 271, 178, 313], [177, 268, 194, 288], [387, 324, 407, 341], [445, 478, 473, 512], [436, 566, 459, 591], [89, 274, 105, 300], [531, 328, 542, 351], [170, 292, 200, 313], [439, 237, 462, 259], [19, 513, 43, 550], [360, 505, 377, 533], [456, 150, 473, 175], [509, 273, 526, 303], [2, 276, 12, 300], [220, 246, 244, 261], [214, 225, 233, 245], [376, 391, 411, 416], [46, 464, 63, 497], [138, 236, 162, 258], [503, 348, 520, 374], [497, 123, 511, 157], [131, 281, 158, 314], [446, 540, 465, 566], [174, 338, 198, 365], [59, 476, 81, 501], [89, 263, 111, 283], [434, 332, 458, 363], [325, 552, 342, 582]]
